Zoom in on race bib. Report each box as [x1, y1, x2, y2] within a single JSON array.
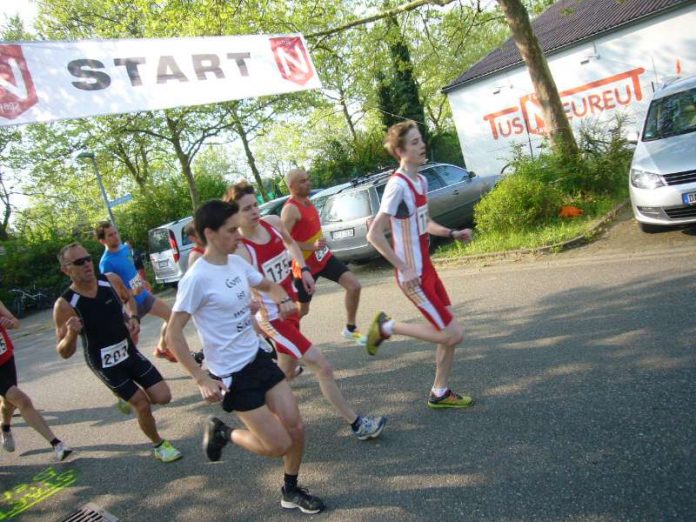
[[261, 251, 292, 284], [0, 336, 6, 356], [416, 205, 429, 235], [100, 339, 129, 368], [129, 275, 144, 294], [315, 245, 329, 262]]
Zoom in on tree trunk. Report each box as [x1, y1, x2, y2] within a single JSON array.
[[337, 84, 358, 144], [497, 0, 579, 158], [165, 112, 200, 211], [0, 177, 10, 241], [232, 115, 269, 202]]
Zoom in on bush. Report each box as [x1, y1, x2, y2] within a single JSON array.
[[474, 173, 564, 234]]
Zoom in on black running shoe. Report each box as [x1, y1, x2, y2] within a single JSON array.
[[203, 416, 229, 462], [280, 486, 325, 514]]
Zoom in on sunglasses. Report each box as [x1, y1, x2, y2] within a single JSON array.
[[69, 255, 92, 266]]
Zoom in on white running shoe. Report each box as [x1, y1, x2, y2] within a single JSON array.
[[1, 430, 15, 452], [341, 328, 366, 346], [54, 441, 73, 462]]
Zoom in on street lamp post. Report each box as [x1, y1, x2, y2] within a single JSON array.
[[76, 151, 116, 226]]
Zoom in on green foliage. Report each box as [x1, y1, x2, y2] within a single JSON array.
[[428, 130, 465, 167], [474, 173, 564, 234]]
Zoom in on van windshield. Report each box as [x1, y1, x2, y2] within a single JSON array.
[[643, 87, 696, 141], [149, 229, 170, 252]]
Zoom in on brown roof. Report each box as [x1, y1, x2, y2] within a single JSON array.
[[443, 0, 691, 92]]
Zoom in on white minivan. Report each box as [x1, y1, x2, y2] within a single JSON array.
[[629, 74, 696, 232], [148, 216, 194, 285]]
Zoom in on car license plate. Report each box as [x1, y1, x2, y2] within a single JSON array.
[[682, 192, 696, 206], [158, 260, 169, 268], [333, 228, 354, 239]]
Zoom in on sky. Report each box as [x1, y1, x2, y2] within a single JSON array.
[[0, 0, 37, 31]]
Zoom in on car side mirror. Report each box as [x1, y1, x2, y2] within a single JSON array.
[[469, 171, 477, 178]]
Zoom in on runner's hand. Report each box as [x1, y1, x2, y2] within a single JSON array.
[[399, 267, 421, 290], [0, 316, 14, 329], [197, 375, 228, 403], [453, 228, 473, 242], [279, 299, 297, 320], [314, 238, 327, 250], [127, 317, 140, 339], [249, 300, 261, 314], [66, 316, 83, 334], [301, 271, 315, 295]]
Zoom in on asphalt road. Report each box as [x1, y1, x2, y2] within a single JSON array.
[[2, 209, 695, 521]]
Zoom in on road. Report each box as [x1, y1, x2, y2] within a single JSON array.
[[2, 208, 695, 521]]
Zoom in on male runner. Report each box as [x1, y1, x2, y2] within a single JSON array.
[[225, 182, 386, 440], [0, 299, 72, 461], [281, 168, 365, 344], [366, 120, 475, 409], [166, 199, 325, 514], [96, 222, 176, 362], [54, 243, 182, 462]]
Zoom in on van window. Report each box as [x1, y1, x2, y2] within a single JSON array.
[[322, 190, 372, 223], [148, 229, 171, 252], [643, 87, 696, 141]]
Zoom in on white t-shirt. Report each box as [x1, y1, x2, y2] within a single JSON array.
[[173, 254, 264, 377]]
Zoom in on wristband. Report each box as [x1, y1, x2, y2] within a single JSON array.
[[448, 229, 455, 239], [301, 266, 311, 274]]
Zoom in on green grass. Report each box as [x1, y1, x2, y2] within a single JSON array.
[[433, 193, 627, 260]]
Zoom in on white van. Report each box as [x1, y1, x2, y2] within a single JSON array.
[[148, 216, 194, 285], [629, 74, 696, 232]]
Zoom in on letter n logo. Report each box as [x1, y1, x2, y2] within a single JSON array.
[[519, 94, 546, 135], [0, 45, 38, 121], [270, 37, 315, 86]]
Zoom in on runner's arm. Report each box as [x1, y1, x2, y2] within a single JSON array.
[[426, 219, 472, 241], [254, 278, 296, 319], [0, 300, 19, 330], [280, 204, 321, 251], [265, 215, 315, 294], [54, 298, 80, 359], [105, 272, 140, 337], [367, 212, 420, 288]]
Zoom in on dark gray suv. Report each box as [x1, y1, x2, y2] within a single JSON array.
[[316, 163, 498, 263]]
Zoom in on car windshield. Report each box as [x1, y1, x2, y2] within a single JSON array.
[[643, 87, 696, 141], [322, 191, 372, 223], [148, 229, 170, 252]]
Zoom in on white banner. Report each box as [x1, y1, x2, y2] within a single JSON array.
[[0, 34, 322, 126]]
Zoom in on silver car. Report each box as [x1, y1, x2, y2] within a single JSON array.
[[147, 216, 194, 285], [316, 163, 498, 263]]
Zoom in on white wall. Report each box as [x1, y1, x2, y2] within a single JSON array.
[[446, 4, 696, 177]]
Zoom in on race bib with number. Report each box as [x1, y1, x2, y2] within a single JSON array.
[[0, 336, 6, 356], [100, 339, 129, 368], [416, 205, 429, 235], [261, 251, 292, 284], [315, 245, 329, 262]]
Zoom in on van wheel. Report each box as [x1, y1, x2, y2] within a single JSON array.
[[638, 222, 663, 233]]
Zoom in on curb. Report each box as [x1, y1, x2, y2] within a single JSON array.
[[433, 199, 629, 267]]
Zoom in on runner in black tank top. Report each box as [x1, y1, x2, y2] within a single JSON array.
[[54, 242, 182, 463]]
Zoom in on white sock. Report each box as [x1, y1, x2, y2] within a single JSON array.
[[431, 387, 448, 398], [382, 320, 395, 337]]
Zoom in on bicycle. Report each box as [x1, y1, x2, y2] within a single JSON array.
[[10, 287, 51, 318]]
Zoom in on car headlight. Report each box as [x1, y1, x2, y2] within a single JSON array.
[[630, 169, 665, 189]]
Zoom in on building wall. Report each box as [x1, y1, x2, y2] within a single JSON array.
[[446, 4, 696, 177]]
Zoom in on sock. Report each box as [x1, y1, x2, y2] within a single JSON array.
[[431, 387, 448, 398], [382, 320, 395, 337], [50, 438, 61, 447], [350, 416, 362, 431], [153, 440, 164, 448], [346, 324, 357, 333], [1, 424, 10, 433], [284, 473, 298, 491]]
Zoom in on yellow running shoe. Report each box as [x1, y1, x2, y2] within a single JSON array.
[[366, 312, 391, 356], [154, 440, 182, 463], [427, 389, 474, 409]]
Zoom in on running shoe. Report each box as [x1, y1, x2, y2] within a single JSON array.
[[341, 328, 366, 346], [54, 441, 73, 462], [154, 347, 178, 363], [153, 440, 182, 463], [366, 312, 391, 356], [352, 415, 387, 441], [115, 398, 132, 415], [281, 486, 325, 514], [427, 389, 474, 409], [203, 416, 229, 462], [1, 430, 15, 452]]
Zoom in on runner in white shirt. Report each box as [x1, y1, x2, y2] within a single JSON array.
[[166, 199, 324, 515]]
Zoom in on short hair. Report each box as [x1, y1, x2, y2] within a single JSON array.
[[95, 221, 113, 240], [194, 199, 239, 245], [223, 181, 255, 203], [384, 120, 419, 160], [183, 220, 197, 238], [57, 242, 82, 266], [285, 168, 306, 189]]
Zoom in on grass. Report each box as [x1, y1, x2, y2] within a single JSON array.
[[433, 193, 627, 260]]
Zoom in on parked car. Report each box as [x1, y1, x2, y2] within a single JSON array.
[[629, 74, 696, 232], [147, 216, 194, 285], [315, 163, 499, 263]]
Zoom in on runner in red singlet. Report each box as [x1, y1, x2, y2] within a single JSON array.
[[281, 169, 366, 345], [225, 182, 386, 441], [366, 120, 475, 409]]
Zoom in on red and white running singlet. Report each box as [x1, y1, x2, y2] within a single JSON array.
[[284, 197, 332, 277], [0, 323, 15, 366], [241, 220, 295, 321]]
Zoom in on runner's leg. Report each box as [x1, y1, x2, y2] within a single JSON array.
[[129, 388, 163, 444], [337, 271, 361, 326], [265, 380, 304, 475], [301, 347, 357, 423], [3, 386, 58, 443]]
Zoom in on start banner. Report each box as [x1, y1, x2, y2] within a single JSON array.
[[0, 34, 322, 127]]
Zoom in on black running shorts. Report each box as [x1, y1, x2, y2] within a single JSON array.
[[0, 356, 17, 397], [293, 256, 350, 303], [89, 350, 164, 401], [216, 349, 285, 413]]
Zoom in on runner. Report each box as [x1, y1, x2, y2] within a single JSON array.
[[54, 243, 182, 462], [281, 168, 365, 345], [0, 299, 72, 461], [96, 222, 177, 362], [166, 199, 325, 514], [225, 182, 387, 440], [184, 221, 205, 269], [366, 120, 475, 409]]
